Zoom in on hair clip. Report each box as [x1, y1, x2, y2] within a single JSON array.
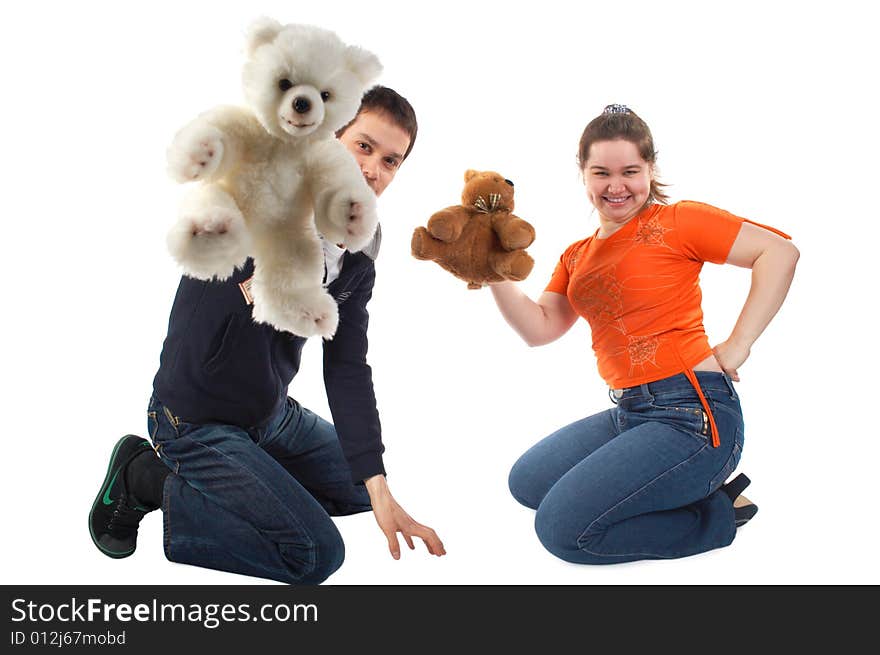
[[603, 104, 631, 114]]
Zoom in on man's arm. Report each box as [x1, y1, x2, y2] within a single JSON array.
[[323, 261, 445, 558], [322, 263, 385, 481]]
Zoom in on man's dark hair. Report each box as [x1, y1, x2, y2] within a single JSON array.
[[337, 85, 418, 160]]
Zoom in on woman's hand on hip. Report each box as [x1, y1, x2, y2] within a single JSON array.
[[712, 339, 751, 382]]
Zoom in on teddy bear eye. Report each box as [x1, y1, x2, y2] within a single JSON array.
[[320, 91, 331, 102], [278, 79, 293, 92]]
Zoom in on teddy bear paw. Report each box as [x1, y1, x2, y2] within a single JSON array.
[[167, 206, 251, 280], [426, 215, 460, 242], [252, 287, 340, 339], [500, 223, 536, 251], [493, 249, 535, 282], [317, 190, 378, 253], [346, 198, 380, 248], [167, 123, 225, 183], [410, 227, 432, 260]]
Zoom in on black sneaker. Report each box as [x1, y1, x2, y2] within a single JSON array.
[[89, 435, 158, 559]]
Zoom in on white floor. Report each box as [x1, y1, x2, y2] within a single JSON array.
[[3, 0, 877, 586]]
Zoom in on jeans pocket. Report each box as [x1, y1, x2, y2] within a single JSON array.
[[649, 388, 717, 440], [647, 404, 708, 439], [709, 427, 743, 492]]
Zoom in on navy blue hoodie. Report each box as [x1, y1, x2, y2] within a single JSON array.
[[152, 243, 385, 483]]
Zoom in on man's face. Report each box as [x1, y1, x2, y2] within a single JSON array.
[[338, 110, 411, 197]]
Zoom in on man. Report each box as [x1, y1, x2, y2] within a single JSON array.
[[89, 86, 445, 584]]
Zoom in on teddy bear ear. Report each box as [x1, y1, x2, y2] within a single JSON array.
[[245, 16, 284, 56], [344, 46, 383, 85], [464, 169, 479, 182]]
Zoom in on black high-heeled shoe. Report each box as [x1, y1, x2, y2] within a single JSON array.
[[733, 500, 758, 527], [721, 473, 759, 527]]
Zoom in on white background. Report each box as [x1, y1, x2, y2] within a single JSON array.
[[2, 0, 877, 585]]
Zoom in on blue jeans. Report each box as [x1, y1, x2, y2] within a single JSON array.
[[147, 396, 371, 584], [508, 372, 744, 564]]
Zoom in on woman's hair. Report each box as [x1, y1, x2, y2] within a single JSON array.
[[576, 104, 669, 205]]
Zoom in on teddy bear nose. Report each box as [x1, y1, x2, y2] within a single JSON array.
[[505, 179, 514, 187], [293, 97, 311, 114]]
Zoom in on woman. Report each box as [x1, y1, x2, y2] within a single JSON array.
[[491, 104, 799, 563]]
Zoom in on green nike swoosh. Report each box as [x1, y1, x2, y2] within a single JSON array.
[[102, 470, 120, 505]]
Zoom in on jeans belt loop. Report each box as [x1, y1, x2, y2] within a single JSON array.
[[722, 373, 738, 400]]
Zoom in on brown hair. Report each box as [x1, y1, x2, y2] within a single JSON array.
[[337, 85, 418, 161], [576, 105, 669, 204]]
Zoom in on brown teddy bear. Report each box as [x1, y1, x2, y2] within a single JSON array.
[[411, 170, 536, 289]]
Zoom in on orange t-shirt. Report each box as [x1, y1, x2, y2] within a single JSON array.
[[547, 201, 754, 389]]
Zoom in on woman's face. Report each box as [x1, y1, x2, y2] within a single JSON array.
[[582, 139, 653, 225]]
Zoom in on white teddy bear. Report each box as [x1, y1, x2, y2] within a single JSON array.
[[166, 18, 382, 338]]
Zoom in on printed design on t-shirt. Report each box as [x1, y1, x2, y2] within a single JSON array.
[[621, 334, 661, 377], [568, 215, 680, 373], [569, 265, 679, 337], [569, 268, 626, 334], [631, 213, 674, 249]]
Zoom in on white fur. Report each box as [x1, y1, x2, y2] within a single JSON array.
[[166, 120, 225, 183], [167, 184, 252, 280], [165, 20, 382, 338], [245, 16, 283, 56]]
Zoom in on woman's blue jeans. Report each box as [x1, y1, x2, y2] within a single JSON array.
[[147, 396, 371, 584], [508, 372, 744, 564]]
